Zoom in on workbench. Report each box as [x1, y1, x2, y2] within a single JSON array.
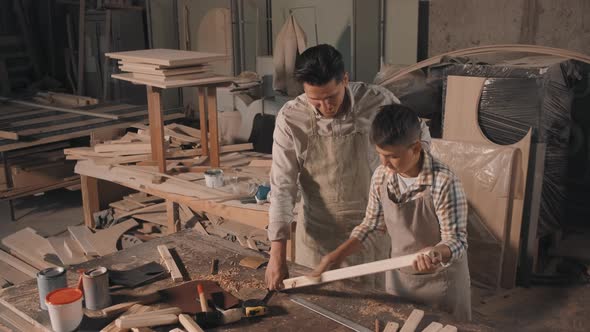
[[0, 231, 492, 331]]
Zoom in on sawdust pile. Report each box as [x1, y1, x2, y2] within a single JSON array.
[[198, 267, 266, 295]]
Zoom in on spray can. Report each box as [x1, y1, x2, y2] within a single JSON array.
[[37, 267, 67, 310], [82, 267, 111, 310]]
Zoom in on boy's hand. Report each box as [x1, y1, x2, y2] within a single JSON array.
[[309, 251, 345, 278]]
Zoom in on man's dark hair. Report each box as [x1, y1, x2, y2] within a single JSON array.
[[371, 104, 421, 147], [294, 44, 345, 86]]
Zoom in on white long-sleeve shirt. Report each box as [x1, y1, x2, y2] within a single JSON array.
[[268, 82, 431, 241]]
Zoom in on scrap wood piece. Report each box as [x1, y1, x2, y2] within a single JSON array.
[[0, 260, 32, 285], [179, 314, 205, 332], [248, 159, 272, 167], [47, 235, 88, 265], [94, 142, 152, 153], [110, 198, 146, 211], [68, 225, 99, 257], [116, 202, 166, 221], [439, 325, 457, 332], [283, 253, 417, 290], [0, 129, 18, 140], [100, 294, 162, 318], [399, 309, 424, 332], [91, 219, 139, 256], [239, 256, 268, 269], [0, 250, 38, 278], [167, 123, 201, 138], [192, 221, 209, 236], [116, 313, 179, 329], [422, 322, 443, 332], [1, 228, 57, 270], [383, 321, 400, 332], [100, 303, 158, 332], [132, 122, 199, 144], [0, 96, 119, 120], [157, 245, 183, 282]]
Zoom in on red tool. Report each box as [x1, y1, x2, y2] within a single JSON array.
[[197, 284, 210, 312]]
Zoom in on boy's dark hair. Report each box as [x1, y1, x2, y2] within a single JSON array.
[[294, 44, 345, 86], [371, 104, 421, 147]]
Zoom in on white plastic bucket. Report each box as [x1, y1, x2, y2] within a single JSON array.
[[45, 288, 84, 332]]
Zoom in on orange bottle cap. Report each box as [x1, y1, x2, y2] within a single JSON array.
[[46, 288, 83, 306]]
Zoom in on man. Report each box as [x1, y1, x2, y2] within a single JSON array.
[[311, 105, 471, 320], [265, 44, 431, 290]]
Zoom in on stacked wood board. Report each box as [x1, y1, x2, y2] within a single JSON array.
[[105, 49, 233, 89]]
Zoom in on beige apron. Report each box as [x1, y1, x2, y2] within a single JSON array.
[[381, 183, 472, 321], [295, 104, 389, 289]]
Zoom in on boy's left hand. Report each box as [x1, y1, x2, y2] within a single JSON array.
[[412, 247, 442, 273]]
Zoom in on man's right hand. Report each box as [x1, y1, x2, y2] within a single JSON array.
[[265, 240, 289, 290]]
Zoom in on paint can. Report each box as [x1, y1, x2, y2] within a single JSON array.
[[82, 266, 111, 310], [37, 267, 67, 310], [45, 288, 83, 332], [204, 168, 224, 188]]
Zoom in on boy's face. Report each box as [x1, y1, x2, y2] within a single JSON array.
[[376, 141, 422, 175], [303, 73, 349, 118]]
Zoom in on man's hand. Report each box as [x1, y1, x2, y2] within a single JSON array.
[[266, 240, 288, 290], [412, 245, 450, 273]]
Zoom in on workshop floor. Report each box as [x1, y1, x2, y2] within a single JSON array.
[[0, 190, 588, 332]]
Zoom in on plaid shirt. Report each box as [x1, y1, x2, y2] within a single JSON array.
[[350, 152, 468, 261]]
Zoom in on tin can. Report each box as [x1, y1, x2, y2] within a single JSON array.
[[37, 267, 67, 310], [82, 267, 111, 310], [204, 168, 224, 188]]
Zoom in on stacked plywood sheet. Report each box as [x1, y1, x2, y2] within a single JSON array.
[[105, 49, 232, 88]]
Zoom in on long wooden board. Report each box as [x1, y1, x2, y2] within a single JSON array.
[[105, 49, 227, 67], [282, 253, 417, 290], [0, 250, 38, 278], [442, 75, 532, 289], [111, 73, 233, 89], [0, 97, 118, 120]]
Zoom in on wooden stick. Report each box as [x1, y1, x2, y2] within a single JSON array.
[[0, 250, 38, 278], [422, 322, 443, 332], [0, 130, 18, 140], [0, 97, 118, 120], [157, 245, 183, 282], [99, 293, 161, 317], [399, 309, 424, 332], [115, 313, 179, 329], [283, 253, 417, 290], [124, 307, 182, 318], [179, 314, 205, 332]]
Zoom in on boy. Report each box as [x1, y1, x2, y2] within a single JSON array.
[[311, 104, 471, 320]]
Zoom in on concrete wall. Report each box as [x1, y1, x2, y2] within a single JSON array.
[[428, 0, 590, 57], [271, 0, 354, 77], [385, 0, 419, 65]]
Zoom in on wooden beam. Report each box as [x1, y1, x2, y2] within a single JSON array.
[[166, 200, 181, 234], [283, 253, 417, 290], [0, 97, 118, 120], [179, 314, 205, 332], [0, 250, 38, 278], [146, 86, 167, 174], [198, 88, 208, 156], [206, 87, 220, 167], [81, 175, 100, 228], [399, 309, 424, 332], [157, 245, 183, 282], [115, 313, 178, 329]]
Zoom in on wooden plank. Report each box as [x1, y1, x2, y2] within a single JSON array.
[[0, 261, 32, 285], [167, 123, 201, 138], [442, 75, 531, 289], [120, 64, 209, 76], [0, 130, 18, 140], [111, 73, 232, 89], [106, 49, 227, 67], [90, 219, 139, 256], [439, 326, 457, 332], [110, 199, 145, 211], [207, 87, 220, 167], [130, 72, 213, 82], [68, 226, 99, 257], [146, 86, 167, 174], [94, 143, 152, 153], [422, 322, 443, 332], [81, 175, 100, 228], [178, 314, 205, 332], [198, 88, 208, 156], [0, 97, 118, 120], [0, 250, 38, 278], [1, 228, 57, 270], [399, 309, 424, 332], [283, 253, 417, 290], [101, 303, 157, 332], [47, 236, 88, 266], [116, 314, 178, 329], [157, 245, 183, 282], [166, 200, 181, 234]]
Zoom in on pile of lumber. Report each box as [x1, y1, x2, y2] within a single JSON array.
[[106, 49, 228, 87], [0, 142, 80, 200], [64, 121, 255, 168]]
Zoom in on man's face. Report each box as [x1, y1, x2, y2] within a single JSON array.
[[303, 74, 349, 118], [376, 141, 422, 175]]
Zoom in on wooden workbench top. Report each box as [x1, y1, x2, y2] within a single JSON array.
[[0, 231, 493, 331]]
